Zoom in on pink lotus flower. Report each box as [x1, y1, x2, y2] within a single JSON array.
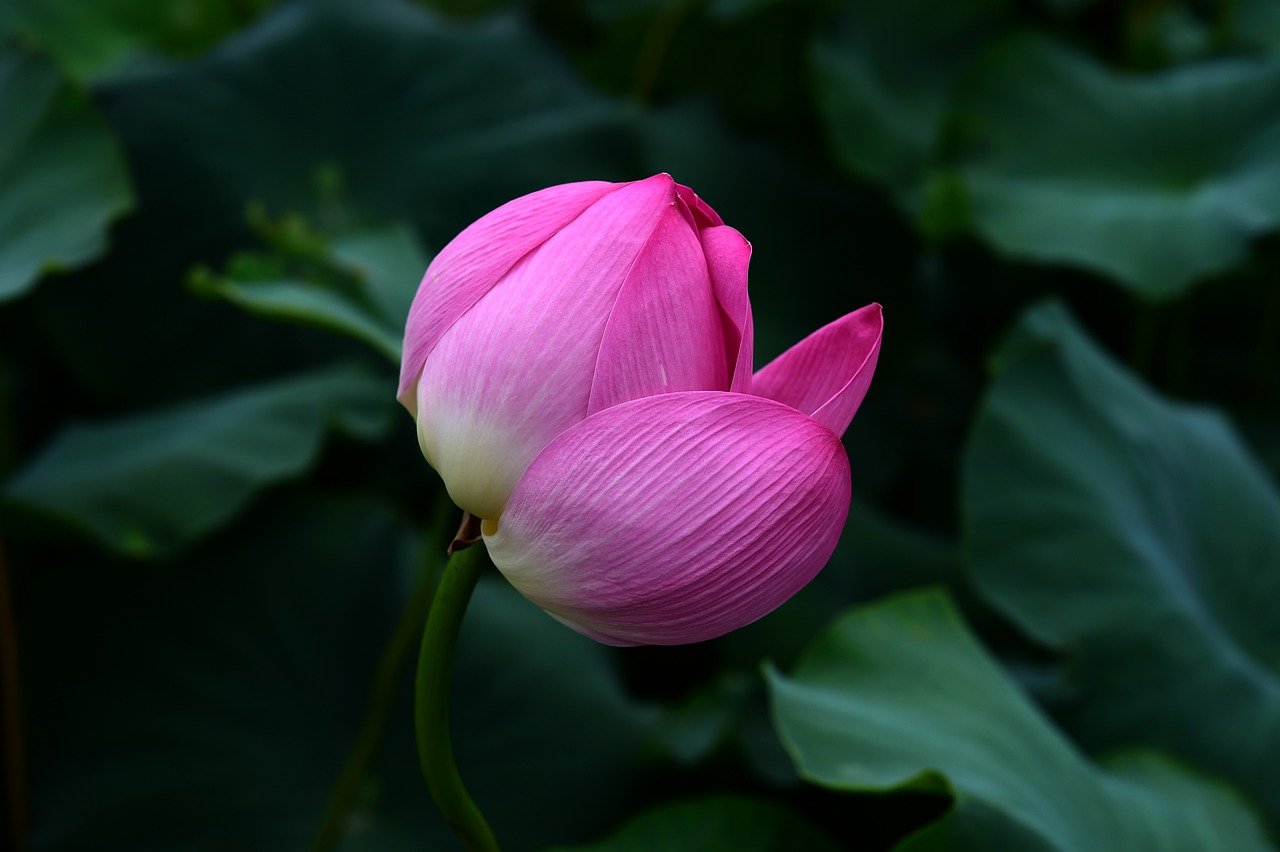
[[400, 175, 881, 645]]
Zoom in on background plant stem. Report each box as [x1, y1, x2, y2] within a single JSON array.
[[310, 511, 449, 852], [414, 542, 498, 852]]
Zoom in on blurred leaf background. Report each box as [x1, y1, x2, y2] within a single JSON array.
[[1, 0, 1278, 849]]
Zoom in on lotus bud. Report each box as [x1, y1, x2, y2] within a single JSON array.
[[400, 176, 882, 645]]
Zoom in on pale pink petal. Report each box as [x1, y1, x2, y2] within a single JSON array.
[[752, 303, 883, 438], [414, 175, 678, 519], [587, 201, 728, 412], [398, 180, 617, 406], [484, 391, 851, 646], [702, 225, 754, 393]]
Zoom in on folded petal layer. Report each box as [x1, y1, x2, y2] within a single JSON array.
[[415, 175, 685, 518], [675, 183, 723, 228], [752, 303, 883, 437], [587, 198, 728, 412], [398, 179, 616, 406], [484, 391, 851, 645], [702, 225, 754, 393]]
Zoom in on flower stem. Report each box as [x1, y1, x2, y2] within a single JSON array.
[[415, 542, 498, 852]]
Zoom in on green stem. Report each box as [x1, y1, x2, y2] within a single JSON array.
[[415, 544, 498, 852], [310, 545, 443, 851]]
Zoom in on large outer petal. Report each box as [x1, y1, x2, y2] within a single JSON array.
[[484, 391, 851, 646], [415, 175, 680, 518], [752, 303, 883, 438], [397, 180, 617, 407]]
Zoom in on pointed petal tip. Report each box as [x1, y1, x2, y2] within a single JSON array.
[[637, 172, 677, 191], [673, 180, 724, 228], [754, 302, 884, 437], [610, 173, 679, 214]]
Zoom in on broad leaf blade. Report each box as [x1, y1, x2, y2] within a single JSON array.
[[0, 46, 132, 300], [811, 0, 1008, 208], [767, 590, 1272, 851], [97, 0, 638, 252], [962, 301, 1280, 829], [36, 0, 636, 402], [4, 366, 396, 557], [954, 36, 1280, 297]]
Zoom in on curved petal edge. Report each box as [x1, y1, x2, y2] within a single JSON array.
[[752, 303, 882, 437], [702, 225, 755, 393], [397, 180, 617, 408], [484, 391, 851, 646]]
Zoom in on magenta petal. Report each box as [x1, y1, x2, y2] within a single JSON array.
[[674, 183, 724, 228], [414, 175, 678, 518], [397, 180, 616, 406], [753, 303, 883, 437], [587, 202, 728, 412], [484, 391, 851, 646], [702, 225, 754, 393]]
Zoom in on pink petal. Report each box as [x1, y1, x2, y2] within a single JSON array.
[[752, 303, 883, 437], [414, 175, 679, 519], [675, 183, 724, 228], [398, 180, 617, 407], [702, 225, 754, 393], [484, 391, 851, 646], [587, 200, 729, 412]]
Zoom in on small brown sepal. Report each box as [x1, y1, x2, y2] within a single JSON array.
[[447, 511, 484, 555]]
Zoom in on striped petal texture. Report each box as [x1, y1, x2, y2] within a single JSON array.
[[483, 392, 851, 645]]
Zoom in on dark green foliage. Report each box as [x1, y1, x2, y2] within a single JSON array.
[[5, 366, 396, 557], [3, 0, 1279, 849], [19, 498, 654, 850], [767, 590, 1272, 851], [0, 46, 132, 300], [552, 795, 843, 852], [963, 302, 1280, 828]]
